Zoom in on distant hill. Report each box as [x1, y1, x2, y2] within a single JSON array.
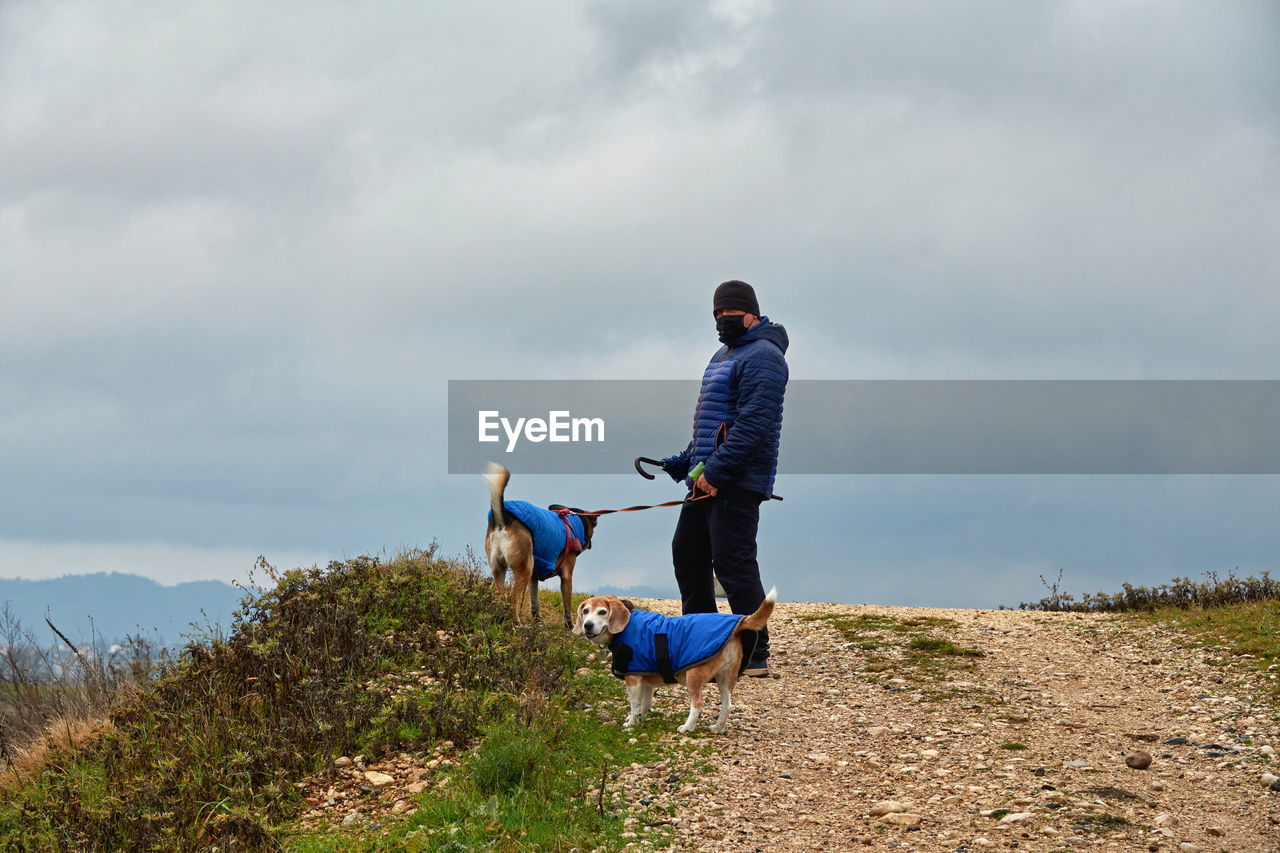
[[593, 581, 681, 600], [0, 572, 244, 647]]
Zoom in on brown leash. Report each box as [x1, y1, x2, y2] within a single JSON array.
[[573, 457, 785, 518], [572, 492, 714, 518]]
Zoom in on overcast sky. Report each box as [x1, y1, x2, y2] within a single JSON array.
[[2, 1, 1278, 608]]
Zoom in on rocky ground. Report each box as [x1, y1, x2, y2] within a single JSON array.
[[608, 600, 1280, 853], [293, 602, 1280, 851]]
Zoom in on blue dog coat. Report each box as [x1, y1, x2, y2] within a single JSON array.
[[609, 609, 752, 683], [489, 500, 585, 582]]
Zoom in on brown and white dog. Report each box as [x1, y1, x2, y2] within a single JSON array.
[[485, 463, 598, 626], [573, 588, 776, 734]]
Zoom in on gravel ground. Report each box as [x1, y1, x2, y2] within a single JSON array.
[[609, 599, 1280, 853]]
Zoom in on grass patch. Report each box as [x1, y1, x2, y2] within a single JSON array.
[[1070, 814, 1131, 835], [907, 636, 984, 658], [1134, 600, 1280, 698], [1014, 570, 1280, 699], [1080, 785, 1151, 805], [805, 611, 988, 693], [283, 704, 673, 852], [998, 741, 1028, 750]]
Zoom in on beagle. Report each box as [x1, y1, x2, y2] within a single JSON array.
[[485, 463, 599, 626], [573, 588, 777, 734]]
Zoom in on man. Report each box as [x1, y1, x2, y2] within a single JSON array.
[[662, 280, 789, 677]]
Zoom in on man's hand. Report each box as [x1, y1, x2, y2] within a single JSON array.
[[694, 473, 718, 497]]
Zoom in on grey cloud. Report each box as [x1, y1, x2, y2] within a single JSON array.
[[1, 1, 1278, 597]]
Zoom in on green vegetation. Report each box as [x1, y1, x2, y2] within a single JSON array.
[[0, 548, 674, 851], [1069, 814, 1132, 835], [907, 636, 984, 657], [803, 611, 989, 706], [804, 613, 985, 669], [1136, 599, 1280, 698], [1016, 569, 1280, 698], [998, 741, 1027, 750], [1018, 568, 1279, 613]]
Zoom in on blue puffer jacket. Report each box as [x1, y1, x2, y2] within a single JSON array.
[[662, 318, 789, 497], [608, 609, 744, 681], [488, 500, 585, 582]]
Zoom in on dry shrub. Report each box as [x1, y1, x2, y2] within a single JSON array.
[[1019, 569, 1280, 612], [0, 716, 114, 792]]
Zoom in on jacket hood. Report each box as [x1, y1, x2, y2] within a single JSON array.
[[729, 316, 789, 353]]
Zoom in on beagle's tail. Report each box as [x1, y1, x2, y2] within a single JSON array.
[[737, 586, 777, 633], [485, 462, 510, 529]]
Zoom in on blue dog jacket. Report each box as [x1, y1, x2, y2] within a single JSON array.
[[608, 609, 751, 683], [489, 500, 586, 582]]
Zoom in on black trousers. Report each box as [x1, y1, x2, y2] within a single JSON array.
[[671, 485, 769, 661]]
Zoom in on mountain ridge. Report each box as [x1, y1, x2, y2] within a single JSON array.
[[0, 572, 243, 646]]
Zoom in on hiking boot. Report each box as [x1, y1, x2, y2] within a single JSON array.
[[742, 659, 771, 678]]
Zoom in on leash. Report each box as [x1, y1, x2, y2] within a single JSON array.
[[570, 457, 786, 518], [572, 492, 715, 518]]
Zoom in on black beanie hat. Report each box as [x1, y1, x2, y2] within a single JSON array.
[[712, 280, 760, 316]]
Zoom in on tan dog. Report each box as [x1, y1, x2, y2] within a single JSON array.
[[485, 463, 598, 626], [573, 588, 776, 734]]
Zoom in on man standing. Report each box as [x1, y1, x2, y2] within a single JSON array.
[[662, 280, 788, 676]]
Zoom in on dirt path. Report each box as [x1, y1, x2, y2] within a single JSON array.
[[615, 600, 1280, 852]]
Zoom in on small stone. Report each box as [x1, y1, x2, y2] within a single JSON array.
[[972, 838, 993, 847], [1262, 772, 1279, 786], [1260, 744, 1276, 755], [341, 811, 361, 826], [883, 813, 922, 827], [857, 836, 874, 845], [1154, 814, 1177, 827], [1125, 751, 1152, 770], [1064, 760, 1092, 769], [1149, 780, 1164, 791], [869, 800, 908, 816], [1179, 844, 1203, 853], [1205, 827, 1224, 837], [999, 812, 1033, 823], [334, 756, 352, 768], [868, 726, 890, 736], [363, 771, 395, 789], [1271, 778, 1280, 793]]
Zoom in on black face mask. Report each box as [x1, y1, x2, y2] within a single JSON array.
[[716, 314, 748, 344]]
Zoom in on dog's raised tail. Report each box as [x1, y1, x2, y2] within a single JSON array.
[[738, 586, 777, 632], [485, 462, 510, 528]]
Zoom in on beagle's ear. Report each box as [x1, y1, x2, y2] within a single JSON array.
[[571, 603, 587, 636], [605, 599, 631, 635]]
